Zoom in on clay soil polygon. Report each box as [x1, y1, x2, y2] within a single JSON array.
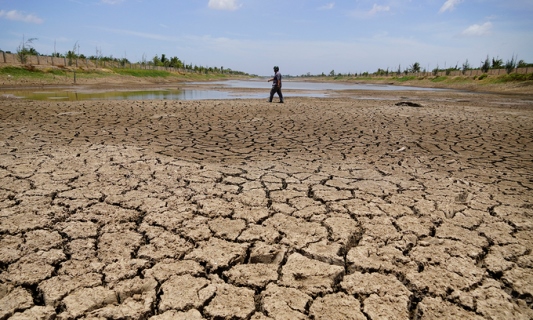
[[1, 86, 532, 319]]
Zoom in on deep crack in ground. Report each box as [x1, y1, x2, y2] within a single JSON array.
[[0, 92, 532, 319]]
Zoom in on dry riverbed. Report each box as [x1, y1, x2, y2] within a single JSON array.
[[0, 87, 532, 319]]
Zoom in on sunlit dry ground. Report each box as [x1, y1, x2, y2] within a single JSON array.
[[1, 89, 532, 319]]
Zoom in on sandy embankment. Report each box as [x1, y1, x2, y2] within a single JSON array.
[[0, 88, 532, 319]]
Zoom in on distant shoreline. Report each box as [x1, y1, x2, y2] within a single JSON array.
[[1, 65, 533, 96]]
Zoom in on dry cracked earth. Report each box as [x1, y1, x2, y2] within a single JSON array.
[[0, 91, 532, 319]]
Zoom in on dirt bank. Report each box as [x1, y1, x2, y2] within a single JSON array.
[[2, 69, 533, 95], [0, 88, 532, 319]]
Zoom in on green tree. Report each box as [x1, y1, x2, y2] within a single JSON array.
[[119, 58, 129, 67], [409, 62, 421, 73], [161, 54, 169, 67], [505, 54, 517, 74], [169, 56, 183, 68], [329, 69, 335, 76], [517, 60, 533, 68], [432, 64, 440, 76], [66, 50, 76, 66], [445, 63, 459, 76], [152, 55, 162, 66], [16, 35, 38, 65], [481, 56, 490, 73], [67, 41, 80, 66], [375, 68, 387, 76], [492, 57, 503, 69], [462, 59, 470, 75]]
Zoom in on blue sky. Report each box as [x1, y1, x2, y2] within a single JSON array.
[[0, 0, 532, 76]]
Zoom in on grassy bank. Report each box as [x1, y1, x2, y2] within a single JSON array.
[[0, 65, 250, 85], [2, 65, 532, 94], [305, 72, 533, 94], [111, 68, 246, 81]]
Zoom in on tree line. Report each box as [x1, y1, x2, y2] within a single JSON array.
[[2, 36, 248, 75], [298, 55, 532, 78]]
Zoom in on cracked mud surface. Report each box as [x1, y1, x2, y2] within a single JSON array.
[[0, 91, 532, 319]]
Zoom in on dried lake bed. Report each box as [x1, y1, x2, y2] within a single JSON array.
[[0, 85, 532, 319]]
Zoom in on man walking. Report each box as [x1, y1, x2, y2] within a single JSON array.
[[268, 66, 284, 103]]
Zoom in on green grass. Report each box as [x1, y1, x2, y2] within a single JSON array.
[[112, 68, 173, 78], [445, 76, 471, 84], [0, 66, 50, 78], [393, 76, 417, 82], [0, 66, 77, 83], [493, 73, 533, 82], [0, 66, 103, 79], [353, 76, 376, 81], [111, 67, 248, 81], [0, 65, 248, 83], [301, 71, 533, 93], [431, 76, 447, 82]]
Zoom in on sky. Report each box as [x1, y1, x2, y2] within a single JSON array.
[[0, 0, 532, 76]]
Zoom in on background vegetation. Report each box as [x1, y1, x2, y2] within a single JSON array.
[[295, 55, 532, 79], [2, 37, 532, 87], [1, 37, 249, 77]]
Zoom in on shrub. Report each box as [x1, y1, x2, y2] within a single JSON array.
[[113, 68, 171, 77], [494, 73, 533, 83], [478, 74, 488, 80], [462, 59, 470, 75], [505, 55, 518, 74], [481, 56, 490, 73], [16, 37, 38, 65], [431, 76, 447, 82], [395, 76, 416, 82], [0, 66, 34, 76], [508, 73, 533, 81]]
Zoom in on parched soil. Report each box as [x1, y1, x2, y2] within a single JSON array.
[[0, 87, 532, 319]]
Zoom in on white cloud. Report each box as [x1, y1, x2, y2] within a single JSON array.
[[0, 10, 43, 24], [461, 22, 493, 36], [319, 3, 335, 10], [439, 0, 462, 13], [369, 4, 390, 15], [208, 0, 241, 11]]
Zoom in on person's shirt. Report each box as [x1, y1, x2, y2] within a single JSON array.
[[272, 71, 282, 87]]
